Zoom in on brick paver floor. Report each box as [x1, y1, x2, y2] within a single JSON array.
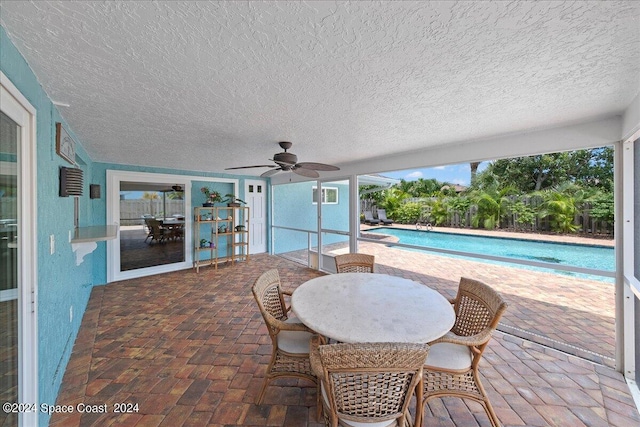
[[50, 254, 638, 426], [291, 225, 617, 367]]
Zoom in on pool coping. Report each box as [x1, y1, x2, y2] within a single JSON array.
[[361, 223, 615, 247], [365, 226, 615, 249]]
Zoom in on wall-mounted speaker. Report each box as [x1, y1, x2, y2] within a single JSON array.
[[90, 184, 101, 199], [59, 167, 83, 197]]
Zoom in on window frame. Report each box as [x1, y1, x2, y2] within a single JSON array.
[[312, 186, 339, 205]]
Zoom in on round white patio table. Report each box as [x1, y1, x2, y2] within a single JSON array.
[[291, 273, 455, 344]]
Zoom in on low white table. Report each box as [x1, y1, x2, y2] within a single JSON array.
[[291, 273, 455, 343]]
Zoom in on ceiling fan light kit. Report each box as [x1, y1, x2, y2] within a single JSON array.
[[225, 141, 339, 178]]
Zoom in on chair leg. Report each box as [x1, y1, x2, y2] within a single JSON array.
[[316, 382, 322, 421], [482, 401, 501, 427], [476, 374, 501, 427], [257, 351, 277, 405], [256, 377, 270, 405], [421, 372, 501, 427], [414, 379, 423, 427]]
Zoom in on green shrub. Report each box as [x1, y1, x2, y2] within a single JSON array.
[[394, 202, 423, 224]]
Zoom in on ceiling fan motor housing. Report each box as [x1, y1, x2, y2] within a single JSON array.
[[273, 151, 297, 165]]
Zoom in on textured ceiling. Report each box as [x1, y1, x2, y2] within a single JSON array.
[[1, 1, 639, 175]]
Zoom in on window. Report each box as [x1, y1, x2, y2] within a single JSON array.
[[312, 186, 338, 204]]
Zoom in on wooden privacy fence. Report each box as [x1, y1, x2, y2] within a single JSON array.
[[119, 200, 184, 226], [361, 197, 612, 235]]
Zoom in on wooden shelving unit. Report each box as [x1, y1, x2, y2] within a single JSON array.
[[193, 206, 249, 272]]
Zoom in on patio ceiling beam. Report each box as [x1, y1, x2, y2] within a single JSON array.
[[270, 115, 622, 185]]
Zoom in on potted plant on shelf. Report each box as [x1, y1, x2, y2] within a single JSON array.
[[201, 187, 222, 207], [222, 193, 246, 207]]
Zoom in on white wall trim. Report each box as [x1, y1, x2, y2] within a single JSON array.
[[621, 129, 639, 381], [0, 71, 39, 426], [622, 93, 640, 141]]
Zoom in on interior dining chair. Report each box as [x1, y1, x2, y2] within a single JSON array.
[[334, 253, 375, 273], [252, 269, 316, 404], [145, 219, 166, 244], [419, 277, 508, 427], [143, 217, 154, 242], [310, 336, 429, 427]]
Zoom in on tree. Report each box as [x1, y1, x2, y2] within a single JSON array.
[[379, 188, 410, 218], [482, 148, 613, 193], [536, 183, 589, 234], [488, 153, 568, 191], [410, 178, 442, 197], [470, 161, 481, 184], [142, 191, 160, 216], [589, 191, 614, 225], [393, 178, 442, 198], [448, 196, 471, 227]]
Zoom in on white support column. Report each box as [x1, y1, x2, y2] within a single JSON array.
[[349, 175, 359, 254]]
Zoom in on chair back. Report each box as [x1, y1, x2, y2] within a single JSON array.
[[334, 253, 375, 273], [363, 211, 375, 220], [451, 277, 507, 340], [318, 342, 429, 425], [146, 219, 165, 239], [143, 217, 154, 231], [252, 269, 288, 335], [377, 209, 388, 219]]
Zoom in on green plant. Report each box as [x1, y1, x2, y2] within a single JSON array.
[[393, 202, 423, 224], [428, 198, 449, 226], [509, 200, 536, 230], [222, 193, 246, 205], [539, 191, 579, 233], [201, 187, 222, 203], [589, 192, 614, 224]]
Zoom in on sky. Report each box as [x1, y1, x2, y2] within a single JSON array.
[[383, 161, 489, 186]]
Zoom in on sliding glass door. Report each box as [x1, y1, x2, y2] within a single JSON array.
[[119, 181, 185, 271], [1, 75, 37, 427], [0, 110, 20, 427], [107, 171, 192, 282]]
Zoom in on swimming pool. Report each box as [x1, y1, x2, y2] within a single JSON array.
[[366, 228, 615, 282]]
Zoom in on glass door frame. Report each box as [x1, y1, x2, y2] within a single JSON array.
[[107, 170, 241, 282], [107, 170, 193, 282], [1, 72, 38, 426]]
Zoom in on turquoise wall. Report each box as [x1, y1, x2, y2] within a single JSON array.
[[88, 163, 257, 284], [1, 26, 96, 424], [1, 26, 267, 425], [272, 181, 349, 254]]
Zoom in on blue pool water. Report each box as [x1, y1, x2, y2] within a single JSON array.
[[367, 228, 615, 282]]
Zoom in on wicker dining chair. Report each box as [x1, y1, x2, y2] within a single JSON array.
[[252, 269, 317, 404], [418, 277, 507, 427], [145, 219, 166, 244], [310, 336, 429, 427], [334, 253, 375, 273]]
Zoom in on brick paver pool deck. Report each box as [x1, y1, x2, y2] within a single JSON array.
[[50, 248, 638, 426], [354, 225, 617, 366]]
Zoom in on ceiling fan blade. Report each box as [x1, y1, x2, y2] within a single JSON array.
[[295, 162, 340, 171], [261, 169, 281, 177], [225, 165, 276, 170], [293, 167, 320, 178]]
